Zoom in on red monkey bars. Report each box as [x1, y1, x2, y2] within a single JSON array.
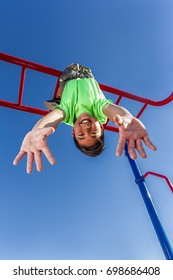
[[0, 52, 173, 259], [0, 52, 173, 131]]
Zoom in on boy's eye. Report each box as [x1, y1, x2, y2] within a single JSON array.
[[91, 132, 98, 135]]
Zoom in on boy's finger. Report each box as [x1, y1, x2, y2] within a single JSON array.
[[26, 152, 34, 174], [128, 139, 137, 160], [34, 151, 43, 172], [143, 136, 157, 151], [113, 115, 126, 130], [13, 151, 26, 165], [116, 135, 126, 157], [43, 146, 56, 166], [43, 127, 55, 137], [136, 139, 147, 158], [113, 114, 123, 126]]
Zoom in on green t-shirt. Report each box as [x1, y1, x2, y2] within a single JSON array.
[[55, 78, 112, 126]]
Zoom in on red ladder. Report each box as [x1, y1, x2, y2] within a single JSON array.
[[1, 52, 173, 132]]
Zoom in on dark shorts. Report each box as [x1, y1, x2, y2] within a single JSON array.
[[59, 64, 94, 89]]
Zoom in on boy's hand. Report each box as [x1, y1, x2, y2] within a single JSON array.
[[113, 114, 157, 159], [13, 127, 56, 174]]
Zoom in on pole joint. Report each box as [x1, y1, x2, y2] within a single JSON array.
[[135, 175, 145, 184]]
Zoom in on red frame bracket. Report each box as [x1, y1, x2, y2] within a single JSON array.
[[144, 171, 173, 193]]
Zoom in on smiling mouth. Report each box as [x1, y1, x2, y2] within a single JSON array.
[[80, 119, 92, 124]]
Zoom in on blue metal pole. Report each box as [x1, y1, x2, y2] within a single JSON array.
[[124, 144, 173, 260]]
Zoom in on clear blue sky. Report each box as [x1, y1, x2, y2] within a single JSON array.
[[0, 0, 173, 260]]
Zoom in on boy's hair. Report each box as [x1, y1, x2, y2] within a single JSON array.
[[73, 133, 105, 157]]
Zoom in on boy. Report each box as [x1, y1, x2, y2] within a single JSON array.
[[13, 64, 156, 173]]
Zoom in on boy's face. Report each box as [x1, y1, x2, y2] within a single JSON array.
[[72, 113, 104, 147]]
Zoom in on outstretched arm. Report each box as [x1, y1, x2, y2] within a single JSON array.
[[13, 108, 65, 173], [103, 104, 157, 159]]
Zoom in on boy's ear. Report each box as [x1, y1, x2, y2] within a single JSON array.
[[72, 128, 75, 136], [100, 123, 104, 131]]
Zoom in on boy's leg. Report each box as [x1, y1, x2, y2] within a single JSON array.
[[44, 64, 79, 110], [44, 97, 61, 110], [59, 64, 79, 89], [59, 63, 94, 88], [44, 87, 63, 111], [78, 65, 94, 79], [44, 64, 94, 110]]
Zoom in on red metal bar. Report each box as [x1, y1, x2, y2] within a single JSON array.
[[53, 77, 60, 98], [115, 95, 123, 105], [0, 52, 62, 77], [103, 124, 119, 133], [18, 67, 26, 106], [136, 103, 148, 118], [1, 52, 173, 106], [143, 171, 173, 193], [0, 52, 173, 132], [99, 82, 173, 107], [0, 100, 47, 116]]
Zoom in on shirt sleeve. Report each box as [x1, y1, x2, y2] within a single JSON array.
[[92, 98, 113, 124]]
